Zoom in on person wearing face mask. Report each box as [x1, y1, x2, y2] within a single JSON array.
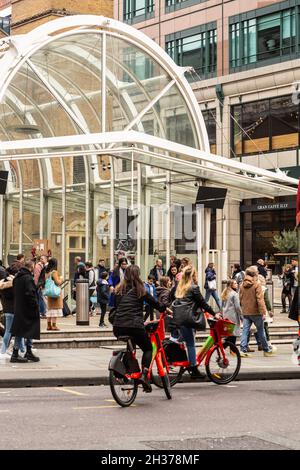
[[221, 279, 242, 346]]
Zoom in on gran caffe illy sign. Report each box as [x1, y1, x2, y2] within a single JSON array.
[[240, 199, 296, 213]]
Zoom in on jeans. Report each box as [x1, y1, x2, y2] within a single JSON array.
[[38, 290, 46, 316], [14, 337, 32, 351], [1, 314, 25, 354], [99, 303, 107, 325], [205, 289, 222, 310], [240, 316, 270, 353], [180, 325, 196, 366]]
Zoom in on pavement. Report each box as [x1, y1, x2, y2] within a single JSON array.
[[0, 341, 299, 388], [0, 303, 299, 388]]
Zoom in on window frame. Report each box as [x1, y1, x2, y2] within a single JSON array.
[[230, 95, 300, 157], [165, 23, 217, 79], [229, 1, 299, 72], [123, 0, 155, 24]]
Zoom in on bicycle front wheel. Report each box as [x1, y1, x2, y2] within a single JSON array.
[[153, 354, 172, 399], [151, 362, 183, 388], [205, 341, 241, 385], [109, 370, 138, 407]]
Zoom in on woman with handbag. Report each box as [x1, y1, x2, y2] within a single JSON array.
[[174, 265, 218, 379], [204, 263, 222, 311], [44, 258, 63, 331], [113, 264, 170, 392]]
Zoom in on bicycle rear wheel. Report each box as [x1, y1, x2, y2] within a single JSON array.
[[205, 341, 241, 385], [109, 370, 138, 407]]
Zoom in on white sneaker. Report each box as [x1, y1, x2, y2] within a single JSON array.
[[0, 352, 10, 360]]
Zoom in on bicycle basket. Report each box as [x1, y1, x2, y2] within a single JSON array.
[[217, 318, 236, 337]]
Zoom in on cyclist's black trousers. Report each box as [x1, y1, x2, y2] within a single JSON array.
[[113, 326, 152, 369]]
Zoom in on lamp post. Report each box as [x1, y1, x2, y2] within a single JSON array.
[[296, 179, 300, 318]]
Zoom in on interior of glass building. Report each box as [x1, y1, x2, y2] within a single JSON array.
[[0, 15, 297, 286]]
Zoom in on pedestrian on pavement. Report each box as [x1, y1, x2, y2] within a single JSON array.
[[156, 276, 172, 320], [221, 279, 242, 345], [291, 258, 298, 298], [168, 265, 178, 287], [33, 255, 48, 318], [0, 260, 6, 280], [73, 262, 88, 301], [256, 259, 268, 279], [204, 262, 222, 311], [231, 263, 245, 291], [85, 261, 97, 314], [16, 254, 25, 265], [149, 259, 165, 286], [174, 264, 217, 379], [280, 264, 293, 313], [97, 271, 110, 328], [45, 258, 63, 331], [113, 264, 168, 392], [167, 256, 178, 278], [239, 265, 276, 358], [10, 259, 40, 363], [176, 257, 191, 283], [144, 274, 157, 321], [0, 261, 25, 359], [108, 257, 128, 307], [95, 258, 108, 282]]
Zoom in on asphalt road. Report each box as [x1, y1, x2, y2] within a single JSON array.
[[0, 380, 300, 450]]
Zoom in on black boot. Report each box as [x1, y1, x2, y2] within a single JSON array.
[[141, 367, 152, 393], [10, 348, 28, 363], [189, 366, 205, 380], [24, 347, 40, 362]]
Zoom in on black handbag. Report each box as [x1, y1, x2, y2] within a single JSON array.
[[171, 298, 206, 331]]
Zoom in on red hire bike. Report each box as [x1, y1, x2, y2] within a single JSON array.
[[108, 311, 172, 407]]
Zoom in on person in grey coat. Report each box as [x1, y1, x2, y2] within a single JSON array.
[[221, 279, 242, 345]]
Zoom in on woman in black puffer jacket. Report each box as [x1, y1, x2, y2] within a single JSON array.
[[113, 265, 168, 392]]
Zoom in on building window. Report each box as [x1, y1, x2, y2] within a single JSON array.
[[166, 25, 217, 78], [0, 15, 11, 35], [73, 156, 85, 184], [230, 4, 297, 71], [231, 95, 299, 156], [124, 0, 154, 23], [202, 109, 217, 153]]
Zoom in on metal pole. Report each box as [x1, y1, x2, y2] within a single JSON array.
[[110, 156, 115, 271], [298, 225, 300, 319], [137, 163, 142, 267], [60, 158, 66, 280], [196, 204, 204, 291], [166, 171, 171, 271], [0, 195, 3, 260]]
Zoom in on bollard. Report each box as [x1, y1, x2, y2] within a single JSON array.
[[76, 279, 90, 326], [266, 281, 274, 311]]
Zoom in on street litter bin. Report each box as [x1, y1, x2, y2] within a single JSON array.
[[76, 279, 89, 326]]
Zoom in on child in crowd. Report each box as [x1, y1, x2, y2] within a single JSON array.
[[96, 271, 110, 328], [144, 274, 157, 321]]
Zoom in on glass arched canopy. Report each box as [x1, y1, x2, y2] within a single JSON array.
[[0, 15, 297, 278]]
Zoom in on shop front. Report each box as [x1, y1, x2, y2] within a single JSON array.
[[241, 196, 296, 273]]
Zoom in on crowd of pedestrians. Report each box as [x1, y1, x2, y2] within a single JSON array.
[[0, 251, 298, 369]]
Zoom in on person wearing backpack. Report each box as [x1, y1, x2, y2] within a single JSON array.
[[97, 271, 110, 328], [44, 258, 63, 331], [34, 255, 48, 318]]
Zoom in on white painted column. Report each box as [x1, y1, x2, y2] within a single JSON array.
[[136, 163, 142, 268], [221, 211, 228, 282], [166, 171, 171, 271], [110, 157, 115, 271], [196, 204, 204, 290], [0, 195, 3, 260]]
